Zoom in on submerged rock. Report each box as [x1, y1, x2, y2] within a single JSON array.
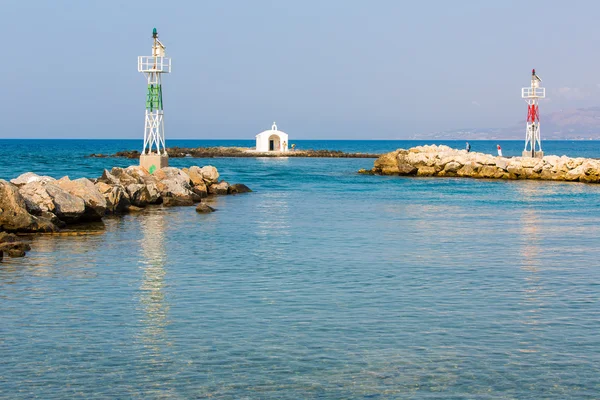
[[163, 196, 195, 207], [208, 181, 229, 195], [0, 232, 31, 257], [195, 203, 215, 213], [228, 183, 252, 194]]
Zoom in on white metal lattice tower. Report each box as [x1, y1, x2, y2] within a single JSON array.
[[138, 28, 171, 168], [521, 69, 545, 158]]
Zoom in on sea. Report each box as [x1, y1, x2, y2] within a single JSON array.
[[1, 139, 599, 399]]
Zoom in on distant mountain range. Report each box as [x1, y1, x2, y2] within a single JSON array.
[[412, 107, 600, 140]]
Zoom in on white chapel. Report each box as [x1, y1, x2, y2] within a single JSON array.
[[255, 122, 289, 152]]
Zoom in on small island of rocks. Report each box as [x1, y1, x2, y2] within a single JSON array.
[[89, 147, 381, 159], [360, 144, 600, 183], [0, 165, 250, 260]]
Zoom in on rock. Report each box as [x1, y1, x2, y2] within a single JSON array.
[[208, 181, 229, 195], [39, 211, 66, 228], [44, 184, 86, 223], [18, 181, 56, 215], [126, 183, 161, 207], [443, 161, 462, 174], [0, 232, 31, 258], [0, 180, 58, 233], [495, 158, 509, 171], [125, 166, 154, 184], [416, 166, 436, 176], [110, 167, 138, 186], [397, 163, 418, 175], [58, 178, 107, 220], [153, 167, 197, 202], [163, 196, 195, 207], [565, 164, 585, 181], [228, 183, 252, 194], [457, 162, 480, 177], [479, 165, 505, 179], [97, 169, 120, 185], [200, 166, 220, 184], [187, 166, 206, 186], [95, 182, 131, 214], [407, 152, 434, 167], [373, 150, 400, 175], [10, 172, 56, 187], [191, 181, 208, 198], [125, 205, 144, 213], [195, 203, 215, 213]]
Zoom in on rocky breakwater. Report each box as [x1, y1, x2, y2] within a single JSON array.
[[361, 144, 600, 183], [0, 165, 251, 260]]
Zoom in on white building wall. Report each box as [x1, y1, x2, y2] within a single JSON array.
[[255, 123, 289, 152]]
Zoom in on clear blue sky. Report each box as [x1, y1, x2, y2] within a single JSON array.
[[2, 0, 600, 139]]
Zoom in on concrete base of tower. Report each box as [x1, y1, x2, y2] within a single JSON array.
[[522, 150, 544, 159], [140, 153, 169, 173]]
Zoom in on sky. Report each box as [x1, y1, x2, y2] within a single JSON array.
[[2, 0, 600, 139]]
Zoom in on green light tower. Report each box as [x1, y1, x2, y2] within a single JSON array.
[[138, 28, 171, 172]]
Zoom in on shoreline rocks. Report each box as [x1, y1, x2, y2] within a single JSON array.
[[0, 164, 251, 260], [89, 147, 380, 159], [361, 144, 600, 184]]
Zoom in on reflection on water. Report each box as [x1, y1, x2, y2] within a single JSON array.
[[137, 210, 171, 353], [255, 191, 290, 239], [516, 182, 545, 354]]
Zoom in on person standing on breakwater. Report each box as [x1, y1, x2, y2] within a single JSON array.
[[466, 142, 471, 152], [497, 144, 503, 157]]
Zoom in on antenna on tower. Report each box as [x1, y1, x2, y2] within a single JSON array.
[[137, 28, 171, 172], [521, 68, 545, 158]]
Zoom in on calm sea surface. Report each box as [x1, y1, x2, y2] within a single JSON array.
[[1, 140, 599, 399]]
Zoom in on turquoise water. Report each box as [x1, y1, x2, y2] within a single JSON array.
[[1, 140, 600, 398]]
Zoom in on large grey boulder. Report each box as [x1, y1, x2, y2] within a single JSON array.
[[0, 180, 57, 233], [18, 181, 55, 215], [19, 181, 85, 223], [10, 172, 56, 187], [58, 178, 107, 220], [154, 167, 197, 202], [45, 185, 86, 223]]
